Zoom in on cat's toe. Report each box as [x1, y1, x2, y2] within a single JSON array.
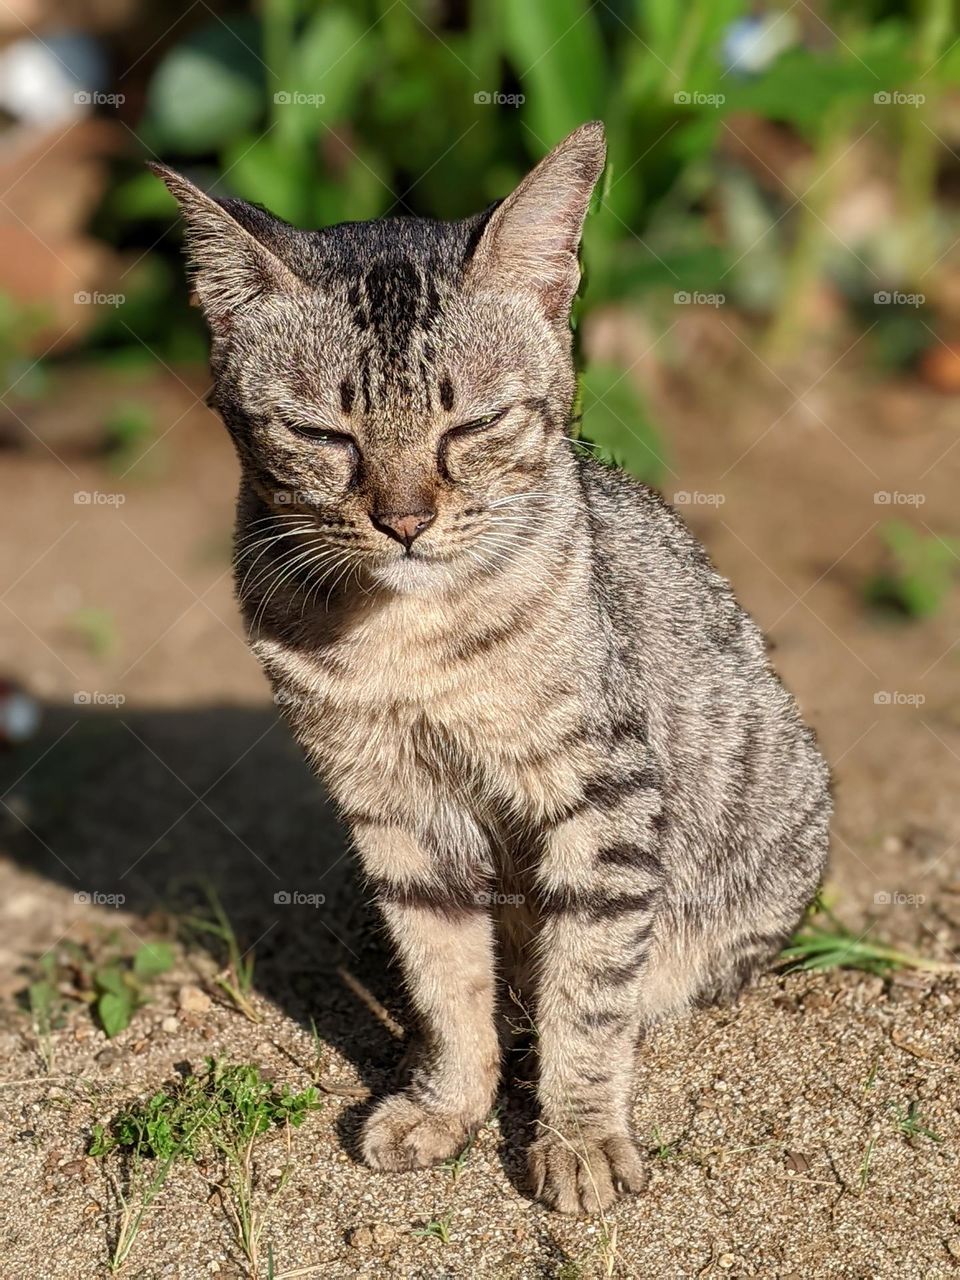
[[361, 1093, 473, 1171], [529, 1130, 648, 1215]]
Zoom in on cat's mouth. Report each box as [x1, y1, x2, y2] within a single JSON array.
[[367, 547, 459, 593]]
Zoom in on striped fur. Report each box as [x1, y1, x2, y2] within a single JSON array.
[[153, 122, 830, 1216]]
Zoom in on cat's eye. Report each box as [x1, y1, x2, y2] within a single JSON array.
[[283, 418, 356, 449], [447, 408, 508, 436]]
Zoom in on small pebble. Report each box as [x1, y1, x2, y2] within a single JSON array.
[[178, 984, 212, 1014], [161, 1016, 179, 1034]]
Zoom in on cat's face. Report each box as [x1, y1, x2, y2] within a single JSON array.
[[152, 123, 605, 594]]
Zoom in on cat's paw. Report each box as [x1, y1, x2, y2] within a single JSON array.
[[361, 1093, 474, 1171], [529, 1130, 648, 1215]]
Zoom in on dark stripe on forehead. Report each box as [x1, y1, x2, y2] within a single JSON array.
[[364, 258, 422, 360], [339, 379, 355, 415], [439, 375, 455, 411], [346, 282, 368, 330]]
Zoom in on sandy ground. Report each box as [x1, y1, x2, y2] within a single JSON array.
[[1, 312, 959, 1278]]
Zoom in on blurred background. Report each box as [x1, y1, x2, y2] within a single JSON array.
[[1, 0, 960, 1050]]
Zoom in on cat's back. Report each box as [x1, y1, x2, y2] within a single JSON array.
[[576, 454, 827, 800], [575, 454, 760, 660]]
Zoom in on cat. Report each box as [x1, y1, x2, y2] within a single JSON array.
[[150, 121, 830, 1215]]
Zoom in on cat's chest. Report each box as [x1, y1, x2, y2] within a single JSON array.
[[254, 600, 579, 780]]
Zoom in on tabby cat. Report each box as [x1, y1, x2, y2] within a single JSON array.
[[151, 122, 830, 1215]]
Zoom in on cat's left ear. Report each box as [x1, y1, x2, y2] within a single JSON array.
[[147, 163, 304, 332], [466, 121, 606, 322]]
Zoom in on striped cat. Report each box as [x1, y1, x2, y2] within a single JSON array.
[[152, 122, 830, 1215]]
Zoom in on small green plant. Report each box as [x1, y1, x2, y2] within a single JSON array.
[[27, 953, 63, 1072], [892, 1100, 941, 1144], [865, 522, 960, 619], [441, 1134, 475, 1183], [20, 936, 174, 1042], [103, 401, 157, 473], [780, 897, 955, 976], [413, 1211, 453, 1246], [95, 941, 175, 1037], [182, 885, 260, 1022], [556, 1264, 585, 1280], [650, 1126, 680, 1161], [68, 607, 119, 659], [90, 1057, 321, 1274]]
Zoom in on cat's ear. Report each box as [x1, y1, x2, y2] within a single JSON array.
[[466, 121, 606, 321], [147, 163, 303, 331]]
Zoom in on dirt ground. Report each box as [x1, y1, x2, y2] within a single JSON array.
[[1, 310, 959, 1278]]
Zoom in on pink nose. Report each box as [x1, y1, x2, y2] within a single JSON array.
[[370, 509, 436, 549]]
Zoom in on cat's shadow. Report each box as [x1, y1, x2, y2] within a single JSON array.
[[0, 701, 534, 1198]]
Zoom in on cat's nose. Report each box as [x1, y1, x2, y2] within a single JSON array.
[[370, 508, 436, 549]]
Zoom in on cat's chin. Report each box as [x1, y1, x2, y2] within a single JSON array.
[[368, 554, 460, 595]]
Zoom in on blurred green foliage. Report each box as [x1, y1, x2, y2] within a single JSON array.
[[866, 521, 960, 618], [90, 0, 958, 473]]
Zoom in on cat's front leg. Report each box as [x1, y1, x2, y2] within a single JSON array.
[[529, 801, 663, 1214], [350, 818, 501, 1171]]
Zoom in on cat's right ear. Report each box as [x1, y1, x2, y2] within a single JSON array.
[[147, 163, 301, 332]]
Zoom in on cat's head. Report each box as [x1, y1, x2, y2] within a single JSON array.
[[151, 122, 605, 594]]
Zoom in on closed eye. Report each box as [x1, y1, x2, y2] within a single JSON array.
[[446, 407, 509, 437], [283, 418, 357, 449]]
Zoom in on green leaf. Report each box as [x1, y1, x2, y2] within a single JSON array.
[[98, 990, 134, 1038], [88, 1122, 115, 1157], [577, 364, 666, 484], [496, 0, 605, 141], [719, 42, 916, 139], [144, 19, 264, 154], [94, 965, 128, 998], [108, 171, 184, 221], [132, 942, 175, 981], [28, 979, 55, 1022], [291, 8, 371, 125], [221, 134, 312, 225]]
